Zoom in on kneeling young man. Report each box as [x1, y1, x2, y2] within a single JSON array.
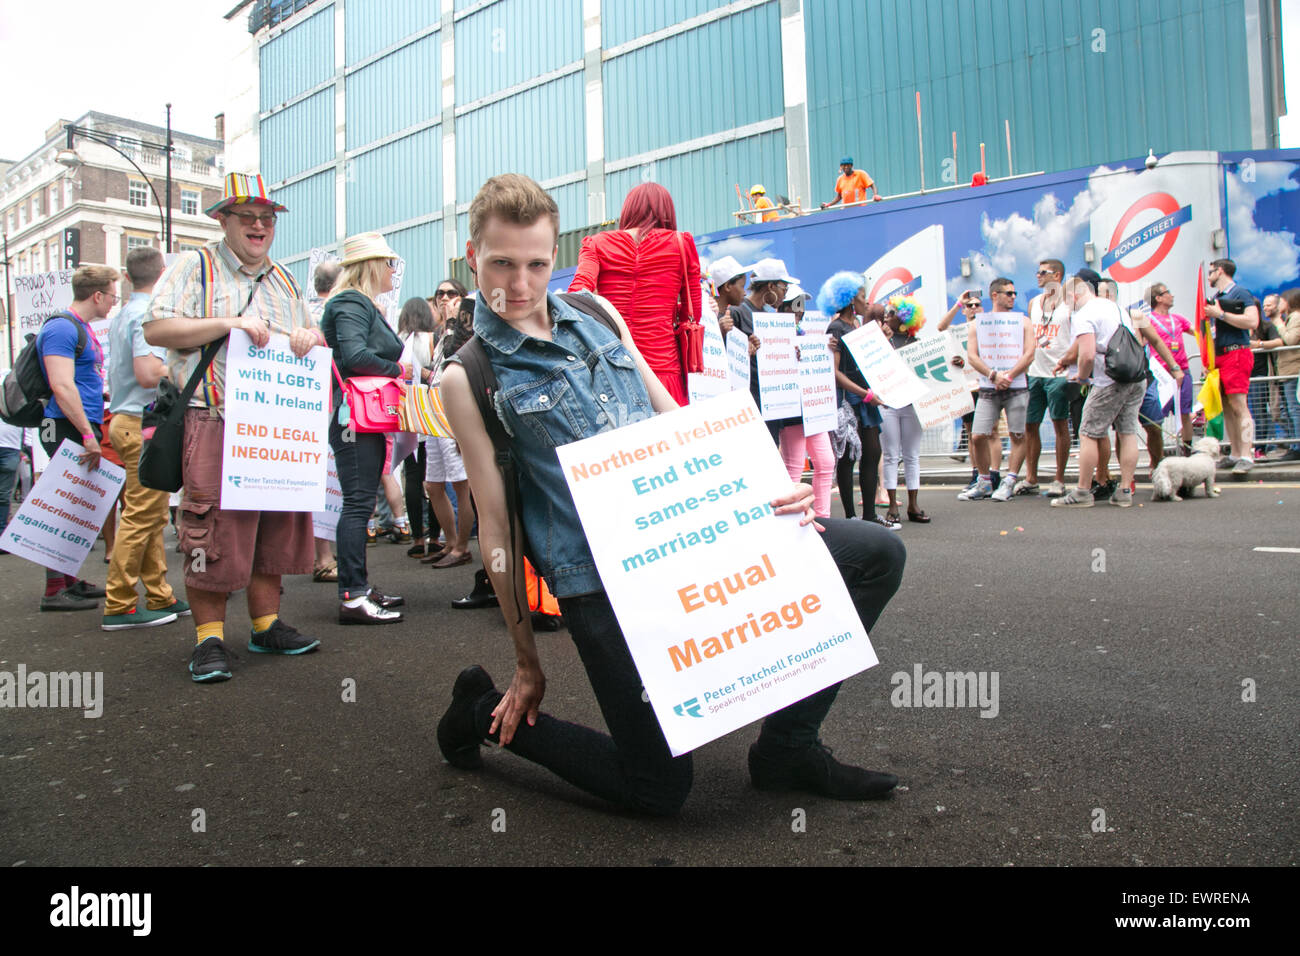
[[436, 174, 906, 815]]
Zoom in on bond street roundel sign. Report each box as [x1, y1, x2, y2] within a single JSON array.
[[870, 267, 922, 303], [1102, 192, 1193, 283]]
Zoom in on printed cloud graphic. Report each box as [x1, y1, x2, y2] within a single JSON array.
[[697, 235, 773, 270], [1225, 161, 1300, 287], [948, 164, 1134, 299]]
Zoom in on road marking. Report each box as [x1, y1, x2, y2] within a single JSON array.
[[1253, 547, 1300, 553]]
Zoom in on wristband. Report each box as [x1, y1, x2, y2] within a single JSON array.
[[82, 432, 95, 441], [862, 389, 875, 403]]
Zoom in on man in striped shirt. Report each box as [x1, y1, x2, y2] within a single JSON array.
[[144, 173, 326, 683]]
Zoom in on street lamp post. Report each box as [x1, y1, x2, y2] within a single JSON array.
[[56, 118, 174, 253]]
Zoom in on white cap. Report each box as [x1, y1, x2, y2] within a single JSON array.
[[707, 255, 750, 292], [783, 283, 807, 303], [750, 257, 799, 284]]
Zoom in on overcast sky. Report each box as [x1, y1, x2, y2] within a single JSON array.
[[0, 0, 245, 160], [0, 0, 1296, 162]]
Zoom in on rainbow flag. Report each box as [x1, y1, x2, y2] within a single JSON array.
[[1194, 265, 1224, 440]]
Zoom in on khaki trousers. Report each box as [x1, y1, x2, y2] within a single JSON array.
[[105, 413, 175, 615]]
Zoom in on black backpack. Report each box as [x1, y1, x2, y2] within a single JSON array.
[[455, 293, 620, 621], [0, 312, 88, 427], [1101, 302, 1148, 385]]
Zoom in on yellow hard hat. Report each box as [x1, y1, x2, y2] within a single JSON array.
[[749, 184, 766, 196]]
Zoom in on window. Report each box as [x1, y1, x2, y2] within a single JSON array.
[[48, 239, 60, 270], [48, 184, 59, 214], [181, 189, 200, 216], [18, 203, 26, 227], [177, 239, 204, 252], [64, 178, 75, 207], [126, 234, 155, 252], [128, 179, 150, 207], [31, 193, 41, 218]]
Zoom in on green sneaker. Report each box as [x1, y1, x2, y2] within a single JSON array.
[[152, 598, 191, 617], [102, 607, 179, 631]]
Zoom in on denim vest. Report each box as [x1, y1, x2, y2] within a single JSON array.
[[462, 292, 654, 597]]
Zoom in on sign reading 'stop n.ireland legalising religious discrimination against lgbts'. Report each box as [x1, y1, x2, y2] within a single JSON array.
[[1, 440, 125, 576], [220, 330, 331, 512], [557, 390, 877, 756]]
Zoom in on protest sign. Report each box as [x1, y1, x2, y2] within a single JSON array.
[[90, 317, 112, 379], [375, 256, 406, 329], [950, 328, 982, 390], [556, 390, 878, 756], [799, 311, 830, 335], [972, 312, 1028, 388], [796, 334, 837, 435], [753, 311, 801, 420], [312, 448, 343, 540], [897, 333, 976, 430], [840, 321, 927, 409], [14, 270, 74, 335], [220, 330, 331, 511], [2, 440, 125, 576], [1149, 354, 1177, 416], [726, 329, 750, 392], [689, 306, 729, 402]]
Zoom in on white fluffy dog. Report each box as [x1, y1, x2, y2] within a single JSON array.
[[1150, 437, 1222, 501]]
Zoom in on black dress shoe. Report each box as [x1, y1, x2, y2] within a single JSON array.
[[437, 665, 497, 768], [338, 597, 403, 625], [748, 741, 898, 800], [367, 586, 405, 609], [451, 569, 499, 610]]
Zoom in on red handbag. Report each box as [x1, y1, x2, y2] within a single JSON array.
[[674, 233, 704, 374], [331, 363, 403, 433]]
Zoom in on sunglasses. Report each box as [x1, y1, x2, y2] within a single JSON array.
[[1035, 269, 1055, 277], [434, 289, 459, 298], [997, 290, 1018, 297], [229, 211, 277, 226]]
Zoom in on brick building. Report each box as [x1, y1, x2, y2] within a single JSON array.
[[0, 111, 226, 280]]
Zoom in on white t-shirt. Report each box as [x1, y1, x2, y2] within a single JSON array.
[[1028, 293, 1073, 378], [1071, 297, 1131, 387]]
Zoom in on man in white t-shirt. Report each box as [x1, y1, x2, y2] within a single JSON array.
[[1021, 258, 1076, 497], [1051, 277, 1146, 508]]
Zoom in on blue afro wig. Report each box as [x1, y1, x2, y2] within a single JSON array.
[[816, 271, 865, 315]]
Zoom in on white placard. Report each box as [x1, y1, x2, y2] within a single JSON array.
[[972, 312, 1028, 388], [14, 270, 74, 335], [698, 306, 728, 390], [219, 330, 331, 511], [897, 333, 977, 430], [312, 447, 343, 540], [797, 334, 837, 436], [799, 311, 830, 335], [726, 329, 751, 392], [89, 317, 112, 386], [556, 390, 877, 756], [375, 256, 406, 329], [840, 321, 928, 409], [753, 310, 801, 420], [1149, 354, 1177, 416], [1, 440, 125, 576]]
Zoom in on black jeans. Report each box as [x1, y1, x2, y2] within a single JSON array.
[[402, 442, 430, 541], [329, 418, 387, 599], [470, 517, 906, 815]]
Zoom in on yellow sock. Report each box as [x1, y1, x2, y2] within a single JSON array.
[[251, 614, 278, 634], [195, 622, 224, 646]]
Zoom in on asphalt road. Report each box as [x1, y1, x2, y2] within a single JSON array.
[[1, 481, 1296, 867]]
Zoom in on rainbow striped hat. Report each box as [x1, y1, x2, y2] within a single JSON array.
[[205, 172, 288, 218]]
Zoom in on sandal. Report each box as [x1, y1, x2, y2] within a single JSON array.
[[312, 563, 338, 582], [420, 547, 452, 564], [907, 510, 931, 523], [430, 550, 472, 569], [885, 511, 901, 525]]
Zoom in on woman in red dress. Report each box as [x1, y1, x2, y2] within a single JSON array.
[[569, 183, 702, 405]]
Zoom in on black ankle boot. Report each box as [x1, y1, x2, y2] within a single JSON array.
[[451, 569, 499, 610]]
